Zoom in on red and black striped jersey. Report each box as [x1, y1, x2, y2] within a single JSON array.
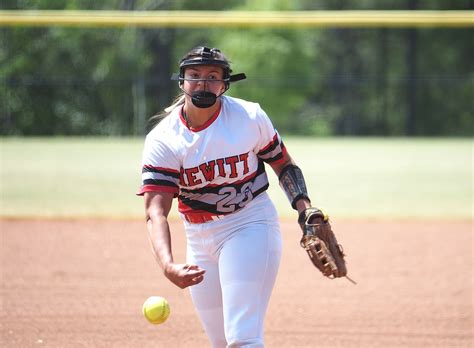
[[137, 96, 286, 221]]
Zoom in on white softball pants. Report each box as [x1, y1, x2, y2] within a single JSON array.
[[184, 193, 282, 348]]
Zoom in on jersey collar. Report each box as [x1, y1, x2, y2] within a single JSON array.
[[179, 103, 222, 132]]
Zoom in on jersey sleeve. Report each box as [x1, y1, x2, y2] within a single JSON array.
[[136, 133, 181, 197], [254, 105, 287, 165]]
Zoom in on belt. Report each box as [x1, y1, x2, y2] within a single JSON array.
[[183, 214, 225, 224]]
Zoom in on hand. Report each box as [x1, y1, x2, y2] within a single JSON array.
[[298, 206, 328, 226], [164, 263, 206, 289]]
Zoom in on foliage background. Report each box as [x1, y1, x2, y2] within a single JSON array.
[[1, 0, 473, 136]]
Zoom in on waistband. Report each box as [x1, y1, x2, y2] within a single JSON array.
[[181, 192, 271, 225], [182, 213, 225, 224]]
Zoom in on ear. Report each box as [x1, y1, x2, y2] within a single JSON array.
[[220, 80, 229, 94]]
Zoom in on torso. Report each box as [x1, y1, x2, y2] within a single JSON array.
[[139, 96, 286, 222]]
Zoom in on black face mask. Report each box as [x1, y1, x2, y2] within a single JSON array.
[[191, 91, 217, 108]]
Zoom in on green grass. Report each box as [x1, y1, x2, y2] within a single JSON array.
[[1, 137, 472, 220]]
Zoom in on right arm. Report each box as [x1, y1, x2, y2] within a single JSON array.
[[144, 191, 205, 289]]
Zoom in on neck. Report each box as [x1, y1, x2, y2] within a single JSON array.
[[183, 98, 221, 129]]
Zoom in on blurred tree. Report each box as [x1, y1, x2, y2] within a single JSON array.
[[206, 0, 317, 131], [0, 0, 472, 136], [298, 0, 473, 135]]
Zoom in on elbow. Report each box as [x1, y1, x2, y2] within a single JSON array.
[[146, 210, 168, 225]]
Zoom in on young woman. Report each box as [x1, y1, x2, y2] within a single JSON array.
[[138, 46, 317, 347]]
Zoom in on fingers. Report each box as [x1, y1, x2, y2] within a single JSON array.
[[183, 264, 205, 276], [181, 265, 205, 288], [183, 264, 205, 273], [166, 263, 206, 289], [183, 264, 206, 286], [190, 273, 205, 285]]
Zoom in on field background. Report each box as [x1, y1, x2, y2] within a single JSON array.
[[1, 137, 473, 347], [1, 136, 472, 220], [2, 4, 473, 347]]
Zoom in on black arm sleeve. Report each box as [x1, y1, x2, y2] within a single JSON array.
[[278, 165, 311, 210]]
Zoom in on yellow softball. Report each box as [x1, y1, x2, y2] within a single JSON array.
[[142, 296, 170, 325]]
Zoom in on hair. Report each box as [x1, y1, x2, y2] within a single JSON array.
[[147, 46, 230, 131], [147, 94, 185, 131]]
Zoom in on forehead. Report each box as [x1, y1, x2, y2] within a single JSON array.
[[185, 65, 223, 74]]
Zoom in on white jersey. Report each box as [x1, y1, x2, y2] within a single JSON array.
[[137, 95, 286, 222]]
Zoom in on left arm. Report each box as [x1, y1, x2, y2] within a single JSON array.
[[271, 146, 352, 281], [269, 150, 312, 216]]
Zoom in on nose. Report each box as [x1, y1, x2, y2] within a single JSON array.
[[196, 79, 208, 90]]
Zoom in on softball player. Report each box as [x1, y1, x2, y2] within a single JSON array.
[[138, 46, 314, 348]]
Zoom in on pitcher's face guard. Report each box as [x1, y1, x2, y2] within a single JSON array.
[[171, 46, 246, 88], [171, 47, 246, 108]]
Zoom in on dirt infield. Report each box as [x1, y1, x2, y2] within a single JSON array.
[[1, 219, 472, 348]]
